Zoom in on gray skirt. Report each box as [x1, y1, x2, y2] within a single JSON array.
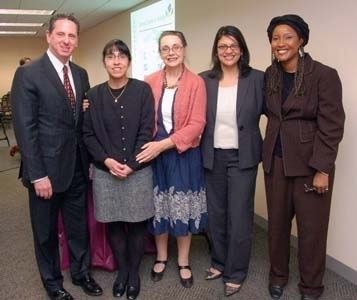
[[92, 165, 154, 223]]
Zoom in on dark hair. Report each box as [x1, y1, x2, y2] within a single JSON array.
[[48, 13, 80, 34], [210, 25, 251, 79], [266, 56, 305, 97], [158, 30, 187, 51], [102, 39, 132, 62], [19, 57, 31, 66]]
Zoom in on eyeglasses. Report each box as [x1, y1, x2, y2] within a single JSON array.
[[160, 44, 183, 54], [105, 53, 127, 61], [217, 44, 240, 52]]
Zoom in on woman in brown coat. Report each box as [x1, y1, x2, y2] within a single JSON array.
[[263, 15, 345, 300]]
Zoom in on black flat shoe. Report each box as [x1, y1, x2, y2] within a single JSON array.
[[178, 265, 193, 288], [224, 283, 242, 297], [113, 281, 127, 298], [301, 295, 319, 300], [151, 260, 167, 282], [47, 288, 74, 300], [205, 267, 222, 280], [126, 278, 140, 300], [269, 285, 284, 299], [72, 274, 103, 296]]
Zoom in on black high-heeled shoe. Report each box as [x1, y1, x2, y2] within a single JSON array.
[[113, 272, 128, 298], [178, 265, 194, 288], [113, 281, 127, 298], [126, 278, 140, 300], [151, 260, 167, 282]]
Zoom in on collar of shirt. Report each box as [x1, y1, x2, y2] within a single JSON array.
[[46, 49, 76, 96]]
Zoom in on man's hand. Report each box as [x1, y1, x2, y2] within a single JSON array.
[[34, 177, 53, 199]]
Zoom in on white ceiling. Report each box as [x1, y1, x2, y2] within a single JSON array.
[[0, 0, 146, 37]]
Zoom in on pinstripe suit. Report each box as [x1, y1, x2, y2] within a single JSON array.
[[11, 53, 91, 292]]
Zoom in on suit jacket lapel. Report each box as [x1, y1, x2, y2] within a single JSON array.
[[282, 54, 314, 116], [42, 54, 68, 101], [207, 77, 219, 126], [236, 75, 249, 117], [42, 54, 75, 117]]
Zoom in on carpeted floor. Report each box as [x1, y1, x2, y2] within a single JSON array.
[[0, 127, 356, 300]]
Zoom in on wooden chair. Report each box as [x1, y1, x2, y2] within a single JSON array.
[[0, 112, 10, 146], [1, 92, 12, 123]]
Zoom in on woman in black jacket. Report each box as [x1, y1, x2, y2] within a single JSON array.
[[83, 39, 155, 300]]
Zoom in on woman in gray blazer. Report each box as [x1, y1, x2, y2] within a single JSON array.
[[200, 25, 264, 297]]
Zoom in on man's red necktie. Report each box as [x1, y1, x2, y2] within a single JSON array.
[[63, 65, 76, 116]]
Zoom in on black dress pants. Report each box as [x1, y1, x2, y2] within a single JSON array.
[[205, 149, 258, 284], [264, 156, 334, 297], [28, 155, 89, 292]]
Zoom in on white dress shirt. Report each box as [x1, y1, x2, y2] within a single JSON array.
[[46, 49, 76, 98]]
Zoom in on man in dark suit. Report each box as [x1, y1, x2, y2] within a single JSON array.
[[11, 14, 102, 300]]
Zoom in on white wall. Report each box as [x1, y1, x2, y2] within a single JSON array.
[[0, 37, 47, 96], [77, 0, 357, 273], [1, 0, 354, 274]]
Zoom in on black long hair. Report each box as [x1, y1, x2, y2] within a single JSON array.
[[210, 25, 251, 79], [265, 55, 305, 97]]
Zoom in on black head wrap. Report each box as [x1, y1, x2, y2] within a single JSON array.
[[267, 14, 309, 46]]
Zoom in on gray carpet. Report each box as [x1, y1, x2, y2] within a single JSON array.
[[0, 134, 357, 299]]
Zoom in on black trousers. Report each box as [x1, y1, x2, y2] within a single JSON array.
[[205, 149, 258, 284], [264, 157, 334, 297], [108, 221, 147, 286], [28, 154, 89, 292]]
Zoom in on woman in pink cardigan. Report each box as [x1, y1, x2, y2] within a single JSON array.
[[136, 30, 207, 288]]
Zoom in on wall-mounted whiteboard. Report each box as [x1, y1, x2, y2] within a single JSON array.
[[131, 0, 175, 80]]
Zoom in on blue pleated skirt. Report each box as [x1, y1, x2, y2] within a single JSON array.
[[149, 145, 207, 237]]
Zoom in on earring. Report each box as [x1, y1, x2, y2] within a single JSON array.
[[271, 52, 279, 62], [299, 46, 305, 58]]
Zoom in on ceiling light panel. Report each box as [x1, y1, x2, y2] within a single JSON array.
[[0, 31, 37, 35], [0, 9, 54, 15], [0, 22, 44, 27]]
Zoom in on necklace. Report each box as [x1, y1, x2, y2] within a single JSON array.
[[163, 66, 184, 89], [107, 81, 128, 103]]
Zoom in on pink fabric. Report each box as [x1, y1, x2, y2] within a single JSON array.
[[145, 66, 207, 153], [58, 187, 156, 271]]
